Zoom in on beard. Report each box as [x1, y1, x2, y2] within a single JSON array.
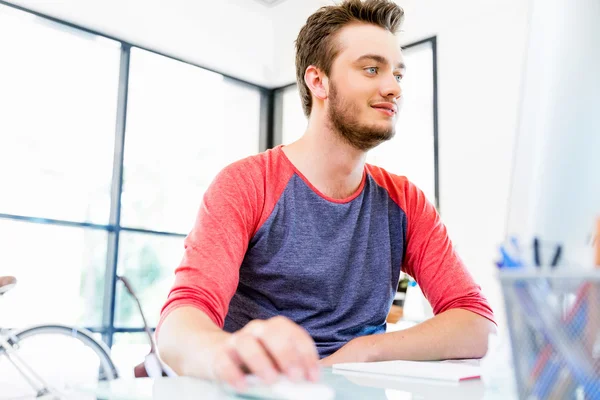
[[327, 82, 396, 151]]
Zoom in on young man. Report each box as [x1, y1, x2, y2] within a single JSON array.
[[157, 0, 496, 391]]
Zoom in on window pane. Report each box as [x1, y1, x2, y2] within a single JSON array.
[[121, 48, 261, 234], [367, 42, 436, 204], [0, 5, 121, 223], [281, 85, 307, 145], [114, 232, 184, 328], [0, 219, 107, 328], [111, 333, 152, 379]]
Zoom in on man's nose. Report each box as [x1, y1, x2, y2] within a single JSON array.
[[381, 74, 402, 99]]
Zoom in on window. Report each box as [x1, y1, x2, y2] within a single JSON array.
[[0, 219, 107, 328], [367, 40, 437, 206], [278, 39, 439, 207], [114, 47, 262, 342], [280, 84, 307, 146], [0, 5, 121, 224], [114, 232, 184, 328], [0, 3, 264, 351], [121, 48, 261, 234]]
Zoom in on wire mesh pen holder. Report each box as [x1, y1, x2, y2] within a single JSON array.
[[500, 271, 600, 400]]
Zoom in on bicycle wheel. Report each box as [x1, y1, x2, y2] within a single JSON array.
[[0, 324, 118, 399]]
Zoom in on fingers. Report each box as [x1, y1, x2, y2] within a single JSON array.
[[282, 318, 320, 382], [297, 331, 321, 382], [212, 316, 320, 389], [258, 316, 320, 382], [212, 344, 247, 391], [233, 331, 279, 384]]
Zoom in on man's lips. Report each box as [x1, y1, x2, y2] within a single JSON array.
[[371, 102, 398, 114]]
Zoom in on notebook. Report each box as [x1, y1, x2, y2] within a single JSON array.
[[332, 359, 481, 382]]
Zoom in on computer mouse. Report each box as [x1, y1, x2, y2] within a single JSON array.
[[222, 375, 335, 400]]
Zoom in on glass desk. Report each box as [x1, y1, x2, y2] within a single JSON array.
[[77, 367, 517, 400]]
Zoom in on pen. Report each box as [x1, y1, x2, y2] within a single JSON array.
[[595, 216, 600, 267], [550, 244, 562, 268], [533, 237, 541, 268], [531, 237, 561, 269]]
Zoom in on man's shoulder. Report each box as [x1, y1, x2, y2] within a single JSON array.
[[365, 163, 426, 212], [365, 163, 410, 191], [214, 146, 294, 198], [220, 146, 283, 179]]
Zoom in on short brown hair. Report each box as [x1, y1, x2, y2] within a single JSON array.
[[295, 0, 405, 117]]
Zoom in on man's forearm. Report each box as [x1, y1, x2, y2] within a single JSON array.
[[364, 309, 496, 362], [321, 309, 496, 365], [157, 306, 231, 378]]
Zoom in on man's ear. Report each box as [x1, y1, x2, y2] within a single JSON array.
[[304, 65, 328, 100]]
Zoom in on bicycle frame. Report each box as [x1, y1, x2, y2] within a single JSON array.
[[0, 329, 63, 398], [0, 276, 121, 398], [0, 274, 173, 398]]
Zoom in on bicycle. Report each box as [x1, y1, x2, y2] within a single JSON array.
[[0, 275, 173, 399], [0, 276, 118, 398]]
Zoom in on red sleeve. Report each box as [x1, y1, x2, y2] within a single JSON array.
[[367, 165, 496, 325], [156, 160, 261, 333], [156, 148, 293, 337]]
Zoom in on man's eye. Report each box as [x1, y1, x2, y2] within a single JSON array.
[[395, 75, 403, 82], [365, 67, 378, 74]]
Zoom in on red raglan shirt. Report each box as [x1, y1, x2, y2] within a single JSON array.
[[158, 145, 495, 357]]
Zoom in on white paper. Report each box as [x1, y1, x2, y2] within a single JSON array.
[[332, 359, 481, 382]]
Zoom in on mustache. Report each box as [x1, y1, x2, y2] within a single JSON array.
[[369, 99, 399, 106]]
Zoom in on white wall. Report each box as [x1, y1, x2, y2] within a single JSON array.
[[269, 0, 331, 87]]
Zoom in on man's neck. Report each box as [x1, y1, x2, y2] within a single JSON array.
[[282, 115, 367, 200]]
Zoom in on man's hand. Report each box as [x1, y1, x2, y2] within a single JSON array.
[[212, 316, 320, 391]]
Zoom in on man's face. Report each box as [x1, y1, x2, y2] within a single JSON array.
[[326, 23, 405, 151]]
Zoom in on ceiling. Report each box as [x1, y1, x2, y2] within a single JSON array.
[[3, 0, 521, 88], [251, 0, 292, 7]]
